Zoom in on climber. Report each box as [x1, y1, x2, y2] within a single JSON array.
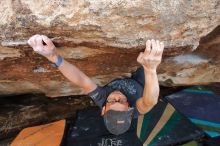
[[28, 34, 164, 135]]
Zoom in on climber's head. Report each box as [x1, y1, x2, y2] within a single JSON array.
[[101, 90, 133, 135]]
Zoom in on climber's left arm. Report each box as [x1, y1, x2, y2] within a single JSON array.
[[136, 39, 164, 114]]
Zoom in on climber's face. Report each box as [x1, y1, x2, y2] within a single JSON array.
[[101, 91, 129, 115], [101, 91, 133, 135]]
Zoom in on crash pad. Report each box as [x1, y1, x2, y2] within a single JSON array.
[[165, 86, 220, 138], [137, 99, 204, 146], [61, 100, 204, 146], [10, 94, 206, 146], [10, 120, 65, 146]]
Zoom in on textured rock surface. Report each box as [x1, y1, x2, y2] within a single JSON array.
[[158, 25, 220, 86], [0, 0, 220, 97]]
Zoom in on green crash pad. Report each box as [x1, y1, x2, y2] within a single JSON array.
[[165, 86, 220, 138], [137, 99, 204, 146]]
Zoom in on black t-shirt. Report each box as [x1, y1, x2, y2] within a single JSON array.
[[61, 107, 143, 146], [88, 78, 144, 118]]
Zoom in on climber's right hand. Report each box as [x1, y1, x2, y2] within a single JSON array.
[[28, 34, 58, 63]]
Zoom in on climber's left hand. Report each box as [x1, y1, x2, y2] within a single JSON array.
[[137, 39, 164, 71]]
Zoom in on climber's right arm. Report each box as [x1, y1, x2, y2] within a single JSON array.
[[28, 34, 97, 93], [56, 57, 97, 93]]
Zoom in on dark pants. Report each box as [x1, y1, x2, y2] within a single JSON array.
[[131, 67, 145, 87]]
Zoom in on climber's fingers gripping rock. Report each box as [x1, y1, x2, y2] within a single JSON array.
[[137, 39, 164, 71], [28, 34, 57, 63]]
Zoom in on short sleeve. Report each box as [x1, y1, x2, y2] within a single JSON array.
[[88, 86, 109, 108]]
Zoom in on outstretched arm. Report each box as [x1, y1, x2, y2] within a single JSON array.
[[136, 40, 164, 114], [28, 34, 97, 93], [56, 59, 97, 93]]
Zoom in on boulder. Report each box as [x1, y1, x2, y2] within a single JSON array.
[[0, 0, 219, 97]]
